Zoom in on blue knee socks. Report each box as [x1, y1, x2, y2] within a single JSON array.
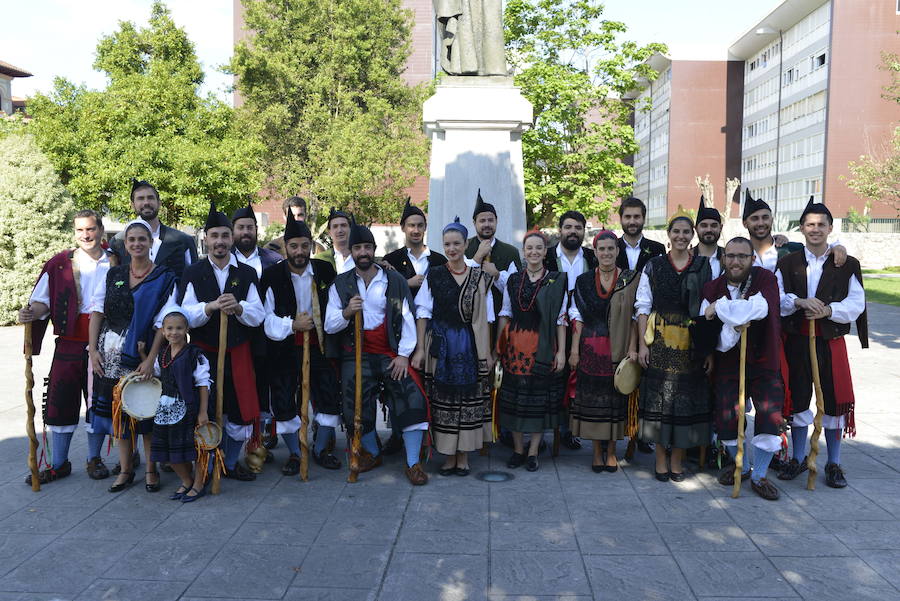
[[50, 431, 73, 469], [825, 428, 842, 465], [724, 442, 750, 474], [223, 435, 243, 470], [791, 425, 809, 460], [751, 448, 775, 483], [282, 433, 301, 457], [361, 430, 379, 456], [314, 426, 335, 455], [87, 431, 105, 461], [402, 430, 424, 468]]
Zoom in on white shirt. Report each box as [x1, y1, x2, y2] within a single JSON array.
[[406, 247, 432, 276], [31, 249, 111, 316], [623, 235, 644, 271], [556, 245, 588, 292], [699, 285, 769, 353], [334, 249, 355, 274], [149, 223, 193, 267], [264, 264, 314, 341], [235, 247, 263, 278], [634, 265, 654, 317], [414, 273, 495, 322], [776, 247, 866, 323], [324, 266, 417, 357], [179, 256, 266, 328], [499, 274, 568, 325]]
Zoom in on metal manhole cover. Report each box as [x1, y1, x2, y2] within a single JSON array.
[[476, 470, 514, 482]]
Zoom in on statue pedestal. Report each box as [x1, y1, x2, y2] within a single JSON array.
[[423, 76, 533, 251]]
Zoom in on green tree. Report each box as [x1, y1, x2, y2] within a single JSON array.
[[229, 0, 430, 225], [26, 2, 262, 226], [0, 131, 76, 325], [505, 0, 666, 226]]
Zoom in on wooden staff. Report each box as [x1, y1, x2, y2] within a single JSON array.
[[24, 321, 40, 492], [732, 328, 748, 499], [807, 318, 825, 491], [348, 313, 363, 483], [299, 331, 310, 481], [211, 311, 227, 495]]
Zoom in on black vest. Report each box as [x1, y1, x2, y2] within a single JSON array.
[[178, 259, 258, 349], [260, 259, 335, 351]]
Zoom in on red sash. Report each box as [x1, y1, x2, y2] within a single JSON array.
[[60, 313, 90, 343], [194, 339, 260, 423], [294, 329, 320, 347], [360, 321, 428, 402], [799, 321, 856, 436]]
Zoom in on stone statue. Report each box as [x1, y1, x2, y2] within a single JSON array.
[[434, 0, 507, 76]]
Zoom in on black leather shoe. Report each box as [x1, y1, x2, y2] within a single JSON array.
[[561, 432, 582, 450], [312, 449, 342, 470], [825, 462, 847, 488], [382, 433, 404, 456], [225, 462, 257, 481], [604, 464, 619, 473], [777, 457, 808, 481], [655, 470, 669, 482], [282, 454, 301, 476], [506, 452, 526, 469], [592, 464, 604, 473], [108, 471, 135, 493], [526, 455, 539, 472], [637, 441, 654, 454], [454, 467, 470, 477], [439, 466, 457, 476], [144, 470, 161, 492], [669, 471, 686, 482]]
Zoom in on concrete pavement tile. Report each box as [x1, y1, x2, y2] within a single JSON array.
[[73, 579, 189, 601], [491, 521, 577, 551], [848, 478, 900, 518], [489, 492, 570, 522], [782, 487, 894, 521], [283, 589, 374, 601], [293, 544, 389, 589], [116, 539, 220, 581], [394, 528, 488, 555], [576, 529, 669, 555], [625, 467, 709, 495], [0, 534, 56, 578], [61, 516, 160, 543], [143, 510, 242, 544], [830, 450, 900, 478], [0, 503, 97, 535], [0, 538, 124, 594], [99, 489, 181, 521], [748, 533, 854, 557], [856, 550, 900, 590], [822, 519, 900, 550], [778, 557, 899, 601], [487, 596, 592, 601], [330, 490, 411, 518], [656, 523, 756, 552], [403, 494, 488, 532], [584, 555, 694, 601], [719, 496, 818, 533], [490, 550, 590, 596], [0, 594, 74, 601], [315, 514, 402, 546], [231, 520, 322, 546], [673, 551, 795, 598], [246, 491, 338, 525], [643, 493, 733, 524], [380, 552, 487, 601], [185, 543, 307, 599]]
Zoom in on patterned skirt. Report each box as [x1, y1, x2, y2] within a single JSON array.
[[150, 405, 198, 464], [638, 312, 711, 448], [498, 327, 562, 433], [570, 335, 626, 441]]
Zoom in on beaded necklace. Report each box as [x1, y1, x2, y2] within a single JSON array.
[[517, 268, 546, 311], [594, 267, 618, 300]]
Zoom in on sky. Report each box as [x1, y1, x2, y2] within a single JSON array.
[[2, 0, 785, 103]]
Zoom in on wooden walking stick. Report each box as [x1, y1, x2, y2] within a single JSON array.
[[24, 321, 40, 492], [807, 318, 826, 491], [212, 311, 227, 495], [348, 312, 363, 483], [732, 328, 748, 499], [299, 331, 310, 481]]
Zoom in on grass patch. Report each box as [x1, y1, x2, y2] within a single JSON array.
[[864, 276, 900, 307], [862, 266, 900, 274]]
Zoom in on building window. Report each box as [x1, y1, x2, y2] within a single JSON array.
[[811, 52, 826, 70]]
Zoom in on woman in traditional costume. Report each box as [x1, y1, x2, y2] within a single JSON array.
[[89, 219, 177, 493], [412, 218, 494, 476], [496, 231, 568, 472], [568, 230, 640, 472], [150, 309, 211, 502], [635, 208, 713, 482]]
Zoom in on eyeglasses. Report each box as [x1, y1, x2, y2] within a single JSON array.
[[724, 253, 752, 261]]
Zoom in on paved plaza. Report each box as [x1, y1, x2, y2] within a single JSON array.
[[0, 303, 898, 601]]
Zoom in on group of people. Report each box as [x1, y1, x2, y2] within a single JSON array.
[[20, 180, 867, 502]]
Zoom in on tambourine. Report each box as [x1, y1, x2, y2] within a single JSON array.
[[194, 422, 223, 450], [613, 357, 643, 395], [120, 373, 161, 419]]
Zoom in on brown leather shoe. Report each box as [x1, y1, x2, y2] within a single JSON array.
[[750, 477, 780, 500], [405, 463, 428, 486], [718, 464, 751, 486], [86, 457, 110, 480], [358, 450, 383, 473]]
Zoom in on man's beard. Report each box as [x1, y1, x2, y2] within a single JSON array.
[[139, 205, 159, 221], [288, 255, 309, 270], [561, 234, 582, 251], [749, 225, 770, 241], [624, 222, 642, 236], [727, 267, 751, 286], [700, 232, 720, 245], [211, 243, 230, 257], [355, 255, 374, 270], [236, 235, 256, 253]]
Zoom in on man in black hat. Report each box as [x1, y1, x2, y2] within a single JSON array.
[[110, 179, 197, 278], [178, 201, 266, 482], [616, 197, 665, 274], [324, 221, 430, 485], [465, 189, 522, 296], [262, 211, 342, 473], [383, 198, 447, 297], [775, 197, 867, 489], [314, 208, 355, 274], [694, 196, 724, 278]]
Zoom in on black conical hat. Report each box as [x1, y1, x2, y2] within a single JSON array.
[[697, 195, 721, 223], [400, 197, 425, 226], [799, 195, 832, 222], [284, 206, 312, 242], [472, 188, 497, 219], [742, 189, 771, 220], [204, 200, 232, 231], [231, 201, 256, 223]]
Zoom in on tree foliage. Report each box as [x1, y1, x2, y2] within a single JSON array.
[[505, 0, 666, 226], [229, 0, 430, 226], [0, 131, 76, 325], [26, 2, 262, 227]]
